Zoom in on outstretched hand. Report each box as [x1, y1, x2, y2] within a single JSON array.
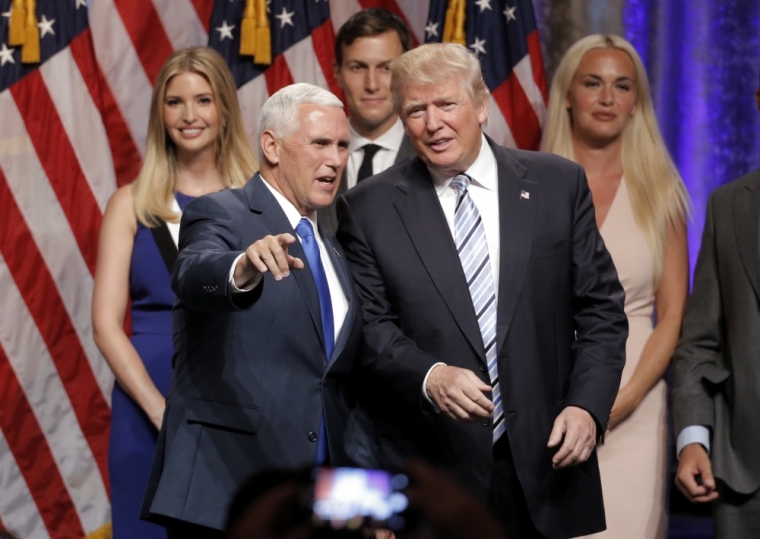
[[234, 233, 305, 289]]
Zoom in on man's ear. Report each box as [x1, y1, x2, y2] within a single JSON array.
[[260, 130, 279, 165], [477, 95, 490, 124]]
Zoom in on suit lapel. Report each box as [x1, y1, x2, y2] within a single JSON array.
[[338, 169, 348, 196], [321, 231, 356, 367], [490, 142, 537, 353], [246, 175, 326, 355], [734, 180, 760, 301], [395, 159, 486, 359], [394, 135, 416, 164]]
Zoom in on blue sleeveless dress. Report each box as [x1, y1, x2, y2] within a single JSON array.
[[109, 193, 194, 538]]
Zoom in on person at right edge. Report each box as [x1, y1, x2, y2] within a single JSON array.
[[336, 43, 627, 539], [672, 81, 760, 538], [542, 35, 691, 538]]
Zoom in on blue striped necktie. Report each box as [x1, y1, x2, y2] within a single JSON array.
[[450, 174, 504, 444], [296, 218, 333, 464]]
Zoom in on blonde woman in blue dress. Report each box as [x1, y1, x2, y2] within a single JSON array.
[[92, 47, 256, 538], [542, 34, 690, 538]]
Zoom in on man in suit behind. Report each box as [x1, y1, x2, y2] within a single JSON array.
[[672, 87, 760, 539], [141, 83, 363, 537], [318, 8, 416, 232], [336, 43, 628, 539]]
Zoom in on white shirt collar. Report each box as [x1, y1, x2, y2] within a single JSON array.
[[260, 175, 319, 234], [429, 133, 497, 195], [348, 117, 405, 153]]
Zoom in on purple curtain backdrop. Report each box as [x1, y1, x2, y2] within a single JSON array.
[[623, 0, 760, 278]]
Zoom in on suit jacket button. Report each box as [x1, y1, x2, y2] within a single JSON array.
[[479, 365, 487, 372], [308, 431, 318, 442], [481, 419, 491, 427]]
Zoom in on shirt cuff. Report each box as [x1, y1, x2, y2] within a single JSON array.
[[676, 425, 710, 458], [422, 362, 447, 413], [229, 253, 262, 293]]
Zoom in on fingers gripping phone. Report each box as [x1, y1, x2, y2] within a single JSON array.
[[311, 467, 410, 531]]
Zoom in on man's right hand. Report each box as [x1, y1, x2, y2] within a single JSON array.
[[425, 365, 494, 422], [234, 233, 305, 289], [675, 443, 719, 503]]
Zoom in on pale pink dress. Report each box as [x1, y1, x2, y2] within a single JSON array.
[[583, 178, 668, 538]]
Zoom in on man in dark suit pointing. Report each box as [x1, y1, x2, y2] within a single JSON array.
[[141, 83, 363, 537], [337, 43, 627, 539]]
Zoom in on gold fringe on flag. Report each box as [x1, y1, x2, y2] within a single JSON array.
[[8, 0, 26, 46], [254, 0, 271, 65], [21, 0, 40, 64], [85, 523, 113, 539], [442, 0, 466, 46], [240, 0, 271, 65], [239, 0, 256, 56]]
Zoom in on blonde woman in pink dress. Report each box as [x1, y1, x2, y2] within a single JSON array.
[[542, 34, 691, 538]]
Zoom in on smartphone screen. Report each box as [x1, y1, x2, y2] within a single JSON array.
[[311, 467, 410, 530]]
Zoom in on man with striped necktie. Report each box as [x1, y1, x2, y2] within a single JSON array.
[[337, 43, 627, 539]]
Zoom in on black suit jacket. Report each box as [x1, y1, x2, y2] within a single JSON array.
[[336, 138, 627, 539], [673, 169, 760, 495], [141, 175, 364, 530], [318, 134, 415, 233]]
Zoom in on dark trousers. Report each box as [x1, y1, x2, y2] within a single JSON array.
[[166, 519, 225, 539], [713, 481, 760, 539], [488, 435, 547, 539]]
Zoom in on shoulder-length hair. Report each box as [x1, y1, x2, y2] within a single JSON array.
[[133, 47, 257, 227], [541, 34, 690, 285]]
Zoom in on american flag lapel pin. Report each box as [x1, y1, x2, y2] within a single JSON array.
[[520, 190, 530, 200]]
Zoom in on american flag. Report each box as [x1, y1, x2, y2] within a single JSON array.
[[425, 0, 547, 149], [0, 1, 545, 537]]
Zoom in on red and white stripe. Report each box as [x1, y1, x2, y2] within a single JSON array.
[[0, 2, 546, 537]]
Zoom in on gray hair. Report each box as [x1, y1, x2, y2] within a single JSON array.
[[258, 83, 344, 159]]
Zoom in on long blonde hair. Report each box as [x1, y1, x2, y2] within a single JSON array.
[[133, 47, 257, 227], [541, 34, 690, 285]]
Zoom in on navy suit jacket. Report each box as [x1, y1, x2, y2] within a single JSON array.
[[141, 174, 364, 530], [317, 134, 416, 233], [336, 138, 627, 539]]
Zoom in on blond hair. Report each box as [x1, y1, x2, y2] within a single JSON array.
[[132, 47, 258, 227], [541, 34, 690, 285], [390, 43, 489, 115]]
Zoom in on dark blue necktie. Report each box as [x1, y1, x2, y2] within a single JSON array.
[[296, 218, 334, 464]]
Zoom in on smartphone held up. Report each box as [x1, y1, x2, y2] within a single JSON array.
[[311, 467, 410, 531]]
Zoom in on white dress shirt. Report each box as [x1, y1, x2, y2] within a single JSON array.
[[344, 118, 406, 188], [229, 179, 349, 343], [423, 134, 500, 403], [677, 425, 711, 457]]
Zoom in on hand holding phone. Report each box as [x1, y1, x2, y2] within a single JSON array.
[[311, 467, 410, 531]]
